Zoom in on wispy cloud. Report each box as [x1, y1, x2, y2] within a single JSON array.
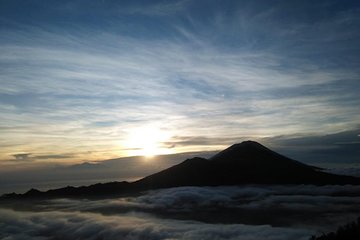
[[118, 0, 192, 16], [12, 153, 31, 160], [0, 0, 359, 164]]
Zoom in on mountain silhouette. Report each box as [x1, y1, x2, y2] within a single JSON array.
[[1, 141, 359, 200], [133, 141, 356, 189]]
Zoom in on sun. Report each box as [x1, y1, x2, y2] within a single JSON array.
[[125, 126, 173, 158]]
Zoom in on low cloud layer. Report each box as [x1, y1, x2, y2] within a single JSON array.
[[1, 185, 360, 239], [0, 208, 311, 240]]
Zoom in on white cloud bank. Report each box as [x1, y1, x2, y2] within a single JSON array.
[[1, 185, 360, 239], [0, 208, 311, 240]]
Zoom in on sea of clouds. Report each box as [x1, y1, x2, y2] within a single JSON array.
[[1, 185, 360, 240]]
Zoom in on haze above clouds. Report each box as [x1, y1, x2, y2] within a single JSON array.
[[1, 128, 360, 195]]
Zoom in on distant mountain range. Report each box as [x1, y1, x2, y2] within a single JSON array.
[[2, 141, 359, 200]]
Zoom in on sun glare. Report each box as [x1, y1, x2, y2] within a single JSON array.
[[125, 126, 173, 158]]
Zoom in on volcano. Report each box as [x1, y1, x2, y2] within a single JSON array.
[[2, 141, 359, 199], [133, 141, 357, 189]]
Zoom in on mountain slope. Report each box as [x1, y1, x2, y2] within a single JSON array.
[[1, 141, 359, 200], [133, 141, 358, 189]]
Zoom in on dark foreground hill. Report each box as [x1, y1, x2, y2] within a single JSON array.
[[310, 217, 360, 240], [2, 141, 359, 200]]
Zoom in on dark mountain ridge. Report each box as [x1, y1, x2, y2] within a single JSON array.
[[1, 141, 359, 200]]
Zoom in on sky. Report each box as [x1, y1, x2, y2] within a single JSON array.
[[0, 0, 359, 168]]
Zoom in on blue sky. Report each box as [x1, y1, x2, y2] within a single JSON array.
[[0, 0, 359, 166]]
